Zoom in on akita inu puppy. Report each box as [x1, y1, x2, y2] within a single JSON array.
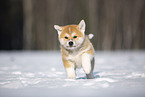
[[54, 20, 95, 79]]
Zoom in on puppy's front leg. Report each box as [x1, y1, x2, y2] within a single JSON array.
[[82, 53, 94, 79], [63, 59, 76, 79], [65, 67, 76, 79]]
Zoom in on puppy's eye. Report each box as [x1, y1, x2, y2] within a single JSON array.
[[73, 36, 77, 38], [64, 37, 68, 39]]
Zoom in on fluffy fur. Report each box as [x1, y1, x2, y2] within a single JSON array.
[[54, 20, 95, 79]]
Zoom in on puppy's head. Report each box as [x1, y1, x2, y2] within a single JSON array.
[[54, 20, 86, 50]]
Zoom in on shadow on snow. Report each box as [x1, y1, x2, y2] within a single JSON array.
[[77, 72, 100, 79]]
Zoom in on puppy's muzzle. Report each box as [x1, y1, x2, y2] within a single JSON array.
[[69, 41, 73, 47]]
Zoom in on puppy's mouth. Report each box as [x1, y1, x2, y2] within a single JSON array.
[[66, 46, 77, 49], [66, 46, 76, 48], [66, 41, 77, 49]]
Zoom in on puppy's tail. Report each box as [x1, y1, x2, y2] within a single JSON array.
[[88, 33, 94, 39]]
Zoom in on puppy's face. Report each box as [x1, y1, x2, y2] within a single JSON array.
[[54, 20, 86, 50]]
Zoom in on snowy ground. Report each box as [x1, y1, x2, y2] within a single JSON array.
[[0, 51, 145, 97]]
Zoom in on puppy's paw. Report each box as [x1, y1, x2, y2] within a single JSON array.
[[67, 76, 76, 79]]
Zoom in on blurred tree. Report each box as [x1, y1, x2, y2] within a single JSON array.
[[1, 0, 145, 50], [23, 0, 89, 50], [0, 0, 23, 50], [23, 0, 145, 50]]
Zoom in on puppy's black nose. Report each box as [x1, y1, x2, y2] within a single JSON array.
[[69, 41, 73, 47]]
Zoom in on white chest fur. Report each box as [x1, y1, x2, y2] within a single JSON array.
[[66, 52, 82, 68], [66, 46, 91, 68]]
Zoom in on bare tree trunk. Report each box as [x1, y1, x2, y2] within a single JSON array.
[[23, 0, 34, 49]]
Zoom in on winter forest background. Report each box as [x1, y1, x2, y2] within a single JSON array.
[[0, 0, 145, 51]]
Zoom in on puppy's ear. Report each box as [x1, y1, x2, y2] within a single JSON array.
[[78, 20, 86, 34], [54, 25, 62, 36]]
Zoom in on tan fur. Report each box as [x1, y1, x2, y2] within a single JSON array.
[[59, 25, 83, 40], [54, 20, 95, 79], [61, 36, 94, 68]]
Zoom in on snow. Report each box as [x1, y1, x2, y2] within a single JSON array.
[[0, 51, 145, 97]]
